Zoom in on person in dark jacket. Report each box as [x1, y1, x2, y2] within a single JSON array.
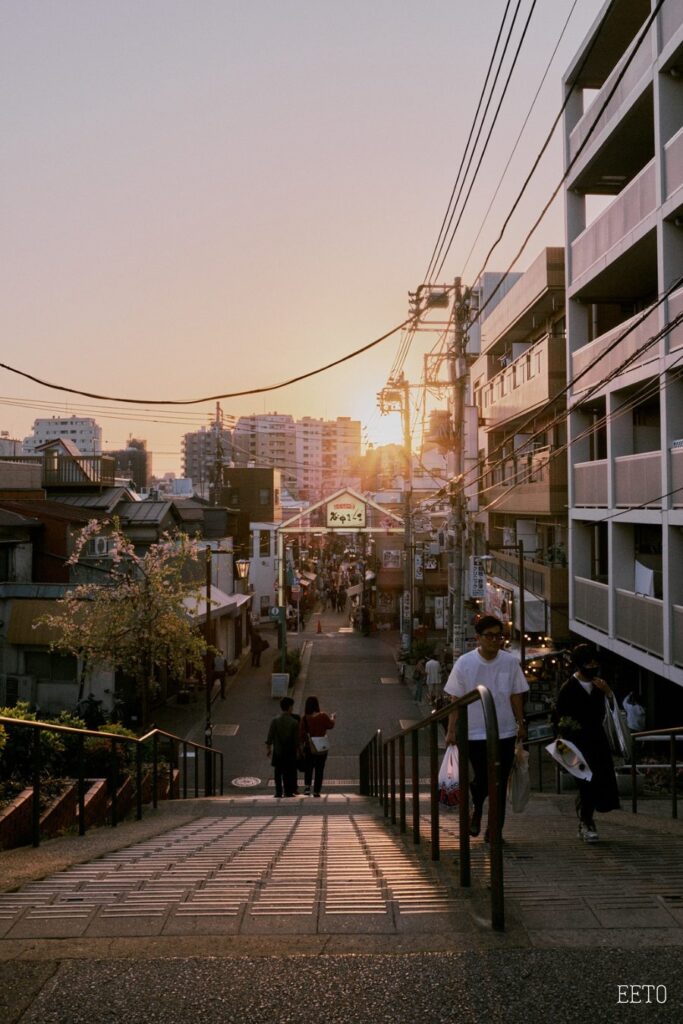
[[266, 697, 300, 797], [555, 644, 620, 843]]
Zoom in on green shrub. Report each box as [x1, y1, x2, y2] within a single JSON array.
[[284, 648, 302, 683], [0, 703, 64, 784], [83, 723, 138, 781]]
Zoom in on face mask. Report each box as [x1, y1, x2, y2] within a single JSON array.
[[580, 665, 599, 680]]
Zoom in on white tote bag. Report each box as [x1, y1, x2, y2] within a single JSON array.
[[438, 745, 460, 808]]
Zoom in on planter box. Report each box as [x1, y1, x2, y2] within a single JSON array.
[[616, 768, 645, 796], [40, 783, 78, 839], [0, 788, 33, 850]]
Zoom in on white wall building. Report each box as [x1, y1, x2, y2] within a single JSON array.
[[563, 0, 683, 707], [23, 416, 102, 455]]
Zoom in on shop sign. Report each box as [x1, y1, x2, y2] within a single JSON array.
[[326, 492, 366, 528]]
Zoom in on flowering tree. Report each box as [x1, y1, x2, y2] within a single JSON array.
[[39, 520, 210, 728]]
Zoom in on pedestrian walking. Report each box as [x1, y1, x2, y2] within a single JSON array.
[[251, 630, 265, 667], [300, 696, 336, 797], [425, 654, 442, 704], [444, 615, 528, 841], [623, 691, 646, 732], [554, 644, 620, 843], [412, 657, 426, 703], [265, 697, 300, 798], [214, 653, 227, 699]]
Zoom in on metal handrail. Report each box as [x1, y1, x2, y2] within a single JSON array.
[[630, 725, 682, 819], [358, 686, 504, 932], [0, 715, 224, 847]]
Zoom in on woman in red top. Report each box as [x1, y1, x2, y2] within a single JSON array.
[[300, 695, 336, 796]]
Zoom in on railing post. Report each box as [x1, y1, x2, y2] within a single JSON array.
[[631, 736, 638, 814], [390, 739, 397, 825], [77, 733, 86, 837], [429, 719, 440, 860], [671, 733, 678, 820], [457, 709, 471, 888], [32, 728, 41, 848], [411, 729, 420, 844], [382, 742, 389, 818], [479, 686, 504, 931], [110, 740, 118, 827], [152, 733, 159, 809], [183, 742, 188, 799], [219, 753, 224, 796], [169, 738, 176, 800], [537, 741, 543, 793], [136, 742, 143, 821], [359, 743, 369, 796], [377, 730, 383, 805], [194, 743, 199, 798], [398, 734, 406, 834]]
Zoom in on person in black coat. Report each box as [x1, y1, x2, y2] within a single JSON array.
[[555, 644, 620, 843]]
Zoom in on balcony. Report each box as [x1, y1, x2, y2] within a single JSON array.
[[669, 287, 683, 352], [489, 548, 567, 608], [570, 159, 656, 282], [615, 588, 663, 658], [568, 33, 652, 164], [480, 248, 564, 354], [0, 454, 116, 489], [573, 577, 608, 633], [571, 305, 660, 393], [661, 0, 683, 43], [484, 446, 567, 515], [573, 459, 608, 506], [479, 335, 565, 428], [665, 127, 683, 202], [671, 446, 683, 507], [614, 451, 661, 507], [673, 605, 683, 668]]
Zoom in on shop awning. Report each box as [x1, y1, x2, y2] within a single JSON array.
[[183, 586, 252, 625]]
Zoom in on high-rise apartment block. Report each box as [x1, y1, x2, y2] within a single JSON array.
[[564, 0, 683, 709], [23, 416, 102, 455], [182, 408, 232, 498]]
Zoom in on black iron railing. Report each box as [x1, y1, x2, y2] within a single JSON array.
[[0, 715, 223, 848], [630, 725, 682, 818], [359, 685, 504, 931]]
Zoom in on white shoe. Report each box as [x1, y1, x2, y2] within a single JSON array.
[[578, 822, 599, 843]]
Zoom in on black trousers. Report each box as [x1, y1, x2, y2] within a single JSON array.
[[273, 756, 297, 797], [303, 751, 328, 794], [468, 735, 516, 830]]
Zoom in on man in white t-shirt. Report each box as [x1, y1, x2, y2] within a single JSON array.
[[425, 656, 442, 704], [444, 615, 528, 840]]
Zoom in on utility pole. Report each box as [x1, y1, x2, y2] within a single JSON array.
[[378, 373, 413, 652], [448, 278, 469, 659]]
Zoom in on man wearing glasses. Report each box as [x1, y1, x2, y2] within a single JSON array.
[[444, 615, 528, 841]]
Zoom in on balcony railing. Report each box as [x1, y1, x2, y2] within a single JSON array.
[[661, 0, 683, 44], [665, 126, 683, 201], [0, 454, 117, 488], [573, 459, 608, 506], [568, 32, 652, 162], [478, 335, 565, 428], [614, 451, 661, 507], [571, 159, 656, 282], [672, 605, 683, 668], [484, 446, 567, 515], [671, 447, 683, 507], [571, 305, 660, 392], [669, 287, 683, 352], [480, 248, 564, 354], [573, 577, 608, 633], [615, 588, 663, 658]]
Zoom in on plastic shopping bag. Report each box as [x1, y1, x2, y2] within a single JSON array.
[[438, 745, 460, 808], [508, 741, 530, 813]]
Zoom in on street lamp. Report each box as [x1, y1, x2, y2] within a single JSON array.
[[234, 557, 251, 582]]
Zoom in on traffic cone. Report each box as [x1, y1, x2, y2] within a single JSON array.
[[317, 617, 322, 634]]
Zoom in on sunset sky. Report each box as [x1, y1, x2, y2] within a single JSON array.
[[1, 0, 606, 476]]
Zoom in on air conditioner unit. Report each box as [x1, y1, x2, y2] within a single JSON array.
[[90, 537, 114, 557]]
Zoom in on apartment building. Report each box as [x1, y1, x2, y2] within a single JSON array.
[[471, 247, 569, 643], [23, 416, 102, 455], [182, 413, 232, 498], [563, 0, 683, 711], [234, 413, 361, 501], [233, 414, 297, 495]]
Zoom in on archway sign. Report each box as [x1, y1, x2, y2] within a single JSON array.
[[276, 487, 404, 608]]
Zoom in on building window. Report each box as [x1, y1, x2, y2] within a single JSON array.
[[259, 488, 271, 506], [24, 650, 78, 682], [259, 532, 270, 557]]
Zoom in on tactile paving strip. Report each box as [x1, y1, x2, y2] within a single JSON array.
[[0, 814, 465, 937]]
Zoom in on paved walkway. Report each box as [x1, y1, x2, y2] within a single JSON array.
[[2, 613, 682, 1021]]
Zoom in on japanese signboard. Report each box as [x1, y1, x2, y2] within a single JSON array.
[[325, 492, 366, 528], [469, 555, 486, 598], [382, 549, 402, 569]]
